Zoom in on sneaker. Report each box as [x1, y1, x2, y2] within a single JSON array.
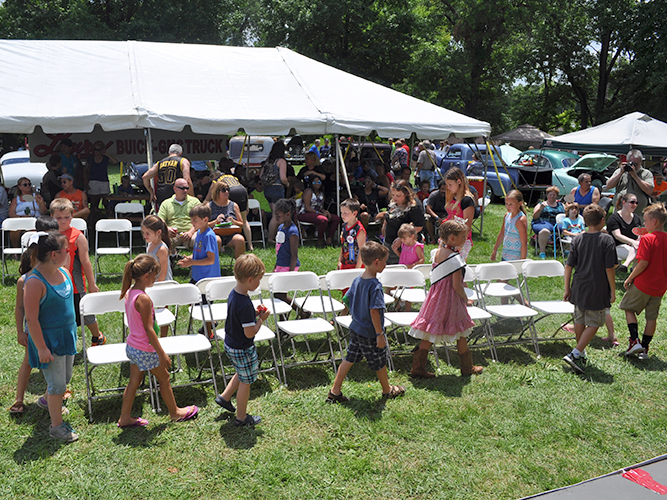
[[37, 397, 69, 416], [638, 347, 649, 360], [91, 333, 107, 346], [625, 338, 645, 356], [562, 352, 585, 374], [234, 414, 261, 427], [214, 395, 236, 412], [49, 422, 79, 442], [539, 252, 546, 259]]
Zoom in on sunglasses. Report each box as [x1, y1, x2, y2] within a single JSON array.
[[20, 183, 31, 187], [174, 185, 189, 190], [219, 187, 229, 192], [626, 200, 638, 205]]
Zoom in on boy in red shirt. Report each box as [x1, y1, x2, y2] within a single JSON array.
[[621, 203, 667, 359]]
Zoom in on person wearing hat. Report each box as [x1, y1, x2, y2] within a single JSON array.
[[56, 173, 90, 220]]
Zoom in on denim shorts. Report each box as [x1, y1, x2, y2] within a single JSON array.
[[126, 344, 161, 371], [225, 344, 259, 384], [41, 354, 75, 395], [264, 184, 285, 204]]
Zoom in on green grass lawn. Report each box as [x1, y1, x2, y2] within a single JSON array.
[[2, 186, 667, 500]]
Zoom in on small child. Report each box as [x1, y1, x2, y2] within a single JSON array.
[[392, 223, 425, 269], [327, 242, 406, 402], [142, 215, 172, 337], [118, 254, 198, 427], [562, 204, 617, 373], [9, 216, 63, 416], [409, 220, 482, 378], [178, 204, 221, 336], [338, 198, 366, 270], [416, 180, 431, 202], [214, 254, 271, 426], [23, 231, 79, 441], [561, 202, 586, 237], [273, 198, 306, 316], [50, 198, 106, 347], [620, 203, 667, 359], [491, 189, 528, 262], [118, 175, 134, 196]]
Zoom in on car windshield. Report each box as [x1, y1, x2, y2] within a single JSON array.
[[561, 158, 577, 169]]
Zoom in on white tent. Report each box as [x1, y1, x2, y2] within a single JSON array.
[[542, 112, 667, 156], [0, 39, 491, 138]]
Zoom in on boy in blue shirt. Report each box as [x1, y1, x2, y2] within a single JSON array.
[[214, 254, 270, 426], [178, 204, 221, 335], [327, 242, 405, 402]]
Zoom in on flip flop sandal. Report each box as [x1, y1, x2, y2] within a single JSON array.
[[325, 391, 349, 404], [63, 389, 73, 400], [9, 402, 25, 414], [382, 385, 406, 399], [173, 405, 199, 422], [117, 417, 149, 429]]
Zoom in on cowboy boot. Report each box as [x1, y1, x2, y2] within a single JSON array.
[[411, 349, 435, 378], [459, 349, 483, 376]]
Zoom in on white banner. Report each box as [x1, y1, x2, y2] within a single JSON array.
[[29, 125, 227, 163]]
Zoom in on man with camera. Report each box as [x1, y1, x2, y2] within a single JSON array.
[[606, 149, 654, 221]]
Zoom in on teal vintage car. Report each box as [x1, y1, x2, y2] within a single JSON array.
[[551, 153, 619, 194]]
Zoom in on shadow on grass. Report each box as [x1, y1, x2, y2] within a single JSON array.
[[113, 423, 170, 448], [493, 345, 539, 365], [216, 415, 264, 449], [625, 354, 667, 372], [278, 365, 332, 390], [410, 373, 471, 397], [346, 396, 388, 422], [562, 362, 615, 383], [13, 426, 68, 463]]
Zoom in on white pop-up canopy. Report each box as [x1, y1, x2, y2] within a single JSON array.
[[542, 112, 667, 156], [0, 39, 491, 138]]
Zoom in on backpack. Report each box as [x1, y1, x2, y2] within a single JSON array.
[[260, 159, 279, 185]]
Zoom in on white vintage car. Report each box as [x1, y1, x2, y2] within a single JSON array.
[[0, 149, 47, 194]]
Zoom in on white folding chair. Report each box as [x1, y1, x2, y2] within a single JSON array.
[[554, 213, 582, 262], [115, 202, 145, 249], [293, 275, 345, 316], [81, 290, 158, 421], [152, 284, 218, 401], [189, 277, 236, 337], [296, 218, 317, 246], [70, 217, 88, 237], [2, 217, 36, 284], [205, 280, 281, 384], [389, 264, 430, 305], [122, 280, 179, 337], [247, 198, 266, 249], [463, 266, 496, 361], [94, 218, 132, 279], [269, 271, 337, 386], [522, 260, 575, 341], [250, 272, 292, 317], [475, 262, 540, 356]]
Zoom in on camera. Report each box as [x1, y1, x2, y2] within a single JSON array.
[[624, 162, 635, 172]]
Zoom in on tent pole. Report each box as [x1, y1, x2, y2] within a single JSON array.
[[145, 128, 155, 212], [336, 135, 340, 217]]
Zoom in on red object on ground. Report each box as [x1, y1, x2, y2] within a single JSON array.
[[623, 468, 667, 495]]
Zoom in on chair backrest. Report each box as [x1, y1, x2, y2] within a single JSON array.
[[71, 218, 88, 233], [555, 213, 566, 226], [505, 258, 532, 276], [147, 283, 202, 308], [80, 290, 124, 316], [325, 268, 364, 291], [95, 218, 132, 232], [259, 272, 274, 291], [20, 230, 35, 249], [523, 260, 565, 279], [598, 196, 613, 214], [194, 276, 234, 295], [413, 263, 432, 281], [463, 266, 476, 283], [248, 198, 261, 210], [114, 202, 145, 216], [378, 268, 425, 288], [205, 279, 238, 302], [385, 264, 407, 269], [153, 280, 179, 287], [2, 217, 36, 231], [269, 271, 320, 293], [475, 262, 518, 281]]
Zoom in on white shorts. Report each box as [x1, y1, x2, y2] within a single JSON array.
[[87, 180, 110, 195]]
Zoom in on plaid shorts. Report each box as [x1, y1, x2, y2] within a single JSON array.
[[345, 331, 388, 372], [225, 344, 259, 384], [126, 344, 161, 371]]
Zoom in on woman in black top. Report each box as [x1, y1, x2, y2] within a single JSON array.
[[355, 176, 389, 229], [383, 180, 425, 264], [607, 192, 642, 272]]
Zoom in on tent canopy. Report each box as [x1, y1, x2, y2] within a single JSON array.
[[492, 124, 553, 144], [0, 40, 491, 139], [542, 112, 667, 156]]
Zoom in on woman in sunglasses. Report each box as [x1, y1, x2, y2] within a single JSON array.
[[297, 176, 340, 247], [208, 180, 246, 258], [607, 193, 643, 273], [8, 177, 47, 246]]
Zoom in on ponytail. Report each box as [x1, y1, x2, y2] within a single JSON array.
[[119, 254, 160, 299], [141, 215, 171, 252]]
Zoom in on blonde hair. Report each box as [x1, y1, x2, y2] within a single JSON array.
[[50, 197, 74, 214], [211, 179, 230, 201], [397, 223, 417, 239], [439, 219, 467, 242], [120, 254, 160, 299], [643, 203, 667, 226], [444, 168, 474, 205], [506, 189, 526, 214], [234, 253, 265, 282]]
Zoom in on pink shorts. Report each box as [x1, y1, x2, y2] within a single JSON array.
[[274, 266, 299, 273]]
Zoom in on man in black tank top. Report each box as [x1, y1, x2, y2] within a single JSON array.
[[142, 143, 193, 209]]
